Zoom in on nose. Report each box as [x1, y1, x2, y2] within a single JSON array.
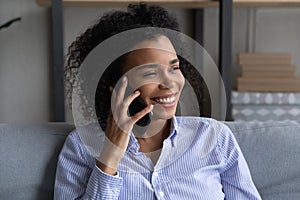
[[158, 72, 175, 90]]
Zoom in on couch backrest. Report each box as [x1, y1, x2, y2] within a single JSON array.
[[225, 120, 300, 200], [1, 121, 300, 200], [0, 123, 74, 200]]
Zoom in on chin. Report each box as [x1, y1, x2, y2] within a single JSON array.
[[152, 109, 176, 120], [152, 103, 178, 119]]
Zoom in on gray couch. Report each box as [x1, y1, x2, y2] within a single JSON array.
[[1, 120, 300, 200]]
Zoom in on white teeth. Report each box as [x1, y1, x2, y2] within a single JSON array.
[[155, 97, 175, 103]]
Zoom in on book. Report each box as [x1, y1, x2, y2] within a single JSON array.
[[238, 53, 292, 65], [241, 65, 296, 77], [237, 77, 300, 92]]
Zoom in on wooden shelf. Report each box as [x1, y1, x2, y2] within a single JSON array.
[[36, 0, 300, 8], [35, 0, 218, 8], [234, 0, 300, 7]]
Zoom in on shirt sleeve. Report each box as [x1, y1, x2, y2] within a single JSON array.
[[217, 124, 262, 200], [54, 130, 123, 200]]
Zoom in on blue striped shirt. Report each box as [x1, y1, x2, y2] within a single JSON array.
[[54, 116, 261, 199]]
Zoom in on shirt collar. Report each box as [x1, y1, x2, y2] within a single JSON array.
[[126, 116, 180, 153], [169, 116, 179, 147]]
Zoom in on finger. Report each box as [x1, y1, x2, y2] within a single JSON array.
[[116, 76, 128, 103], [115, 89, 140, 118], [111, 76, 128, 110], [131, 104, 153, 124], [123, 90, 141, 108]]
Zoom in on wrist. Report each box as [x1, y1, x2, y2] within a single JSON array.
[[98, 138, 126, 170], [96, 159, 117, 176]]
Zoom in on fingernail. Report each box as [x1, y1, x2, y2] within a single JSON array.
[[135, 90, 140, 94], [122, 76, 127, 83], [150, 104, 153, 109]]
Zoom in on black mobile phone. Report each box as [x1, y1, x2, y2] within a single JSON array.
[[126, 87, 152, 127]]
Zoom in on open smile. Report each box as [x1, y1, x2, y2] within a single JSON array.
[[150, 94, 177, 107], [152, 96, 175, 104]]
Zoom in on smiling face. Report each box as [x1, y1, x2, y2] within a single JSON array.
[[123, 35, 185, 120]]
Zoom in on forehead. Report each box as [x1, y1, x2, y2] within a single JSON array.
[[123, 35, 177, 72], [132, 35, 176, 53]]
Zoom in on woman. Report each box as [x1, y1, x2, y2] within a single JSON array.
[[55, 3, 261, 199]]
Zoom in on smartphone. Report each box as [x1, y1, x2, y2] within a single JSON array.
[[126, 87, 152, 127]]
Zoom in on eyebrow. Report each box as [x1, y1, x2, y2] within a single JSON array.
[[170, 58, 179, 65], [135, 58, 180, 71]]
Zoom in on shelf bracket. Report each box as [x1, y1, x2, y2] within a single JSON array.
[[219, 0, 233, 120], [51, 0, 65, 121]]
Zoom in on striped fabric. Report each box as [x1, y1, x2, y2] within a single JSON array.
[[54, 117, 261, 200]]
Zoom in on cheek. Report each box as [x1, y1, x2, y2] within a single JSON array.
[[138, 85, 156, 100], [177, 74, 185, 91]]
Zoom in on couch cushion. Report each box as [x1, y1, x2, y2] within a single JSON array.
[[224, 120, 300, 200], [0, 123, 74, 200]]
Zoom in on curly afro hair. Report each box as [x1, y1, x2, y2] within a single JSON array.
[[65, 3, 206, 131]]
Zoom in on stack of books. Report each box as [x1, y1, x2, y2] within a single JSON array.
[[237, 53, 300, 92]]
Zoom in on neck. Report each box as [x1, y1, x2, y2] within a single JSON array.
[[135, 118, 171, 153]]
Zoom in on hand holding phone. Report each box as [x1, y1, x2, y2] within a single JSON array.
[[126, 87, 153, 127], [98, 77, 153, 174]]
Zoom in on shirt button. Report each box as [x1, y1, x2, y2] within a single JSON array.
[[159, 191, 164, 197], [153, 172, 158, 177]]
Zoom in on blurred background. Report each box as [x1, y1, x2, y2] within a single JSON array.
[[1, 0, 300, 123]]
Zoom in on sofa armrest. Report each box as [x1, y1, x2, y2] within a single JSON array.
[[0, 123, 74, 200], [225, 120, 300, 200]]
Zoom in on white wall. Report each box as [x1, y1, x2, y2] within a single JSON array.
[[255, 8, 300, 77], [0, 0, 51, 122]]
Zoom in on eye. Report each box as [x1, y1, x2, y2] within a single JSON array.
[[143, 71, 157, 77], [170, 65, 180, 72]]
